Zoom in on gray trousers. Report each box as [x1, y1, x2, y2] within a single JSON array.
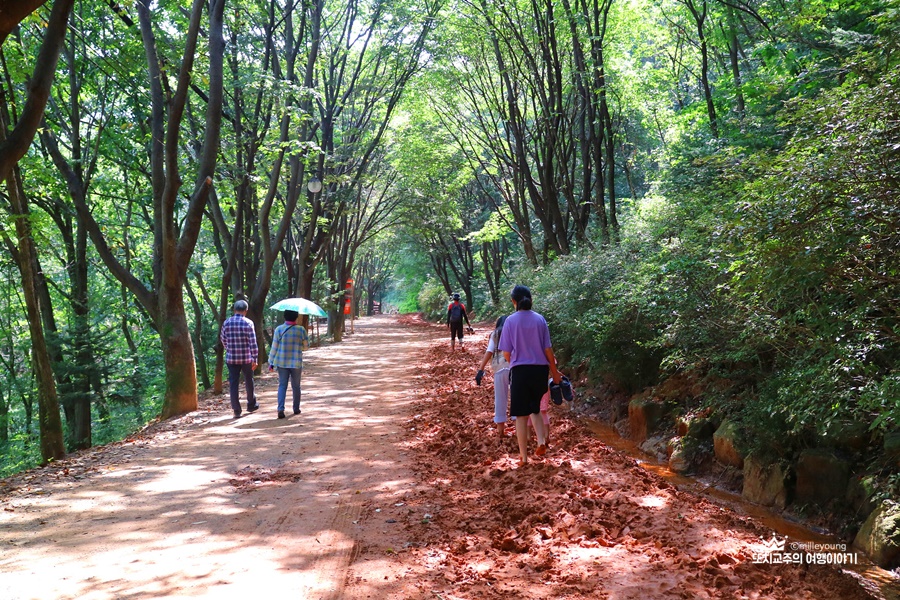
[[227, 363, 256, 413]]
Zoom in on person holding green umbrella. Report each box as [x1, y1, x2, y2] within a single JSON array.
[[267, 309, 310, 418]]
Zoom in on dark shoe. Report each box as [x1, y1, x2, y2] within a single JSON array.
[[277, 411, 286, 419], [549, 382, 563, 405], [293, 407, 301, 415], [247, 403, 260, 413], [233, 411, 242, 419]]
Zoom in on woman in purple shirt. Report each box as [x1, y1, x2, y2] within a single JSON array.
[[498, 285, 563, 466]]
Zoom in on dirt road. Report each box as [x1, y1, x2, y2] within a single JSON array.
[[0, 314, 892, 599], [0, 315, 441, 599]]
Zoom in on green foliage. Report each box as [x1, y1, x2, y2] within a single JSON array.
[[508, 55, 900, 460], [641, 63, 900, 453], [2, 0, 899, 479], [417, 279, 448, 322], [522, 236, 666, 393], [396, 288, 421, 314], [0, 433, 42, 478], [726, 65, 900, 435], [383, 237, 432, 314]]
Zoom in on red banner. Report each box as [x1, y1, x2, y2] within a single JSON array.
[[344, 278, 353, 314]]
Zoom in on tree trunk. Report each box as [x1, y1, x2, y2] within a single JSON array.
[[186, 280, 212, 390], [0, 386, 7, 443], [0, 1, 47, 44], [158, 285, 198, 420], [68, 220, 93, 449], [213, 342, 225, 394], [726, 5, 745, 118], [684, 0, 718, 137], [604, 98, 619, 240], [5, 170, 65, 461], [23, 392, 33, 441]]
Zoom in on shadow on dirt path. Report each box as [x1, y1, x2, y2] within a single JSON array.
[[1, 314, 894, 600], [0, 315, 440, 600]]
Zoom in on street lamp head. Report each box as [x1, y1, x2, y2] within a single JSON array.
[[307, 175, 323, 194]]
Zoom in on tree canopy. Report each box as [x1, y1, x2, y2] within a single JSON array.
[[0, 0, 898, 486]]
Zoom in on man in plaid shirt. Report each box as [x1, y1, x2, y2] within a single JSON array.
[[220, 299, 259, 418]]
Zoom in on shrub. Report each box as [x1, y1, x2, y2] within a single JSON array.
[[417, 278, 448, 321]]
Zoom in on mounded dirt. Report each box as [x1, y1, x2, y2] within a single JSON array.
[[0, 315, 891, 599]]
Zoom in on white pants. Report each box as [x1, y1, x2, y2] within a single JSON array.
[[493, 368, 510, 423]]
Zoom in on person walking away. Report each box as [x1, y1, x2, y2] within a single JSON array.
[[220, 299, 259, 418], [475, 315, 510, 441], [498, 285, 562, 466], [268, 309, 309, 419], [447, 293, 471, 351]]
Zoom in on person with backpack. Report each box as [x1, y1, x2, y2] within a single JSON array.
[[447, 293, 471, 351]]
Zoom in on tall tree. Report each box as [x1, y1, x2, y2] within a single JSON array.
[[324, 160, 403, 339], [69, 0, 225, 419], [678, 0, 719, 137], [203, 0, 320, 376], [0, 0, 74, 461], [0, 166, 65, 461], [435, 0, 613, 262], [38, 0, 129, 449], [244, 0, 322, 361], [355, 242, 394, 316], [279, 0, 441, 341]]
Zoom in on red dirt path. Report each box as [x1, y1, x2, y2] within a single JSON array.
[[0, 314, 887, 599], [388, 316, 881, 600]]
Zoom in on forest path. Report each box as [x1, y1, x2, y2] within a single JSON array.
[[0, 314, 892, 600], [0, 314, 438, 600]]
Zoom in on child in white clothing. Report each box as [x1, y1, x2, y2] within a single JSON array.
[[475, 316, 510, 440]]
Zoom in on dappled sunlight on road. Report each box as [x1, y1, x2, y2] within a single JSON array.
[[0, 315, 440, 600], [2, 313, 884, 600]]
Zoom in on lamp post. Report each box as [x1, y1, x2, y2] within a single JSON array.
[[298, 173, 321, 336]]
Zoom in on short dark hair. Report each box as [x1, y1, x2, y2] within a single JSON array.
[[284, 310, 299, 322], [233, 299, 249, 312], [510, 285, 532, 310]]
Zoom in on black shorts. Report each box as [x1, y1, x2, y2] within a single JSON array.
[[449, 321, 464, 340], [509, 364, 549, 417]]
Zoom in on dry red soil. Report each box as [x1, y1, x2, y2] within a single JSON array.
[[0, 315, 893, 599]]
